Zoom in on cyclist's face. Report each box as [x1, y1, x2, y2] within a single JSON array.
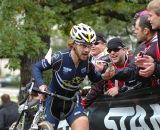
[[76, 43, 91, 60]]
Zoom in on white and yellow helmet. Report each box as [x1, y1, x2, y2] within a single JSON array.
[[70, 23, 96, 45]]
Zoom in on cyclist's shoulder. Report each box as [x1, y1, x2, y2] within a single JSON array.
[[50, 49, 71, 70], [51, 49, 70, 60]]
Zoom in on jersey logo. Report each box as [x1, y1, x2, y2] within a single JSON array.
[[63, 67, 72, 73], [81, 67, 86, 73], [52, 53, 60, 59]]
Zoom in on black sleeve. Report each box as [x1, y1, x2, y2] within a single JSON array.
[[83, 80, 106, 108], [113, 59, 138, 81]]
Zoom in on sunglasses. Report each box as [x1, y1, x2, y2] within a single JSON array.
[[75, 42, 92, 48], [107, 48, 121, 53]]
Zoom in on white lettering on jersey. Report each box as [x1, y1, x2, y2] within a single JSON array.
[[63, 67, 72, 73], [81, 67, 86, 73]]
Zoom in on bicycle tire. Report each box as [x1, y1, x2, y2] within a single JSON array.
[[9, 122, 22, 130], [38, 121, 54, 130]]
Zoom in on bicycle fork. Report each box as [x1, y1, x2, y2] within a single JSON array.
[[30, 101, 45, 130]]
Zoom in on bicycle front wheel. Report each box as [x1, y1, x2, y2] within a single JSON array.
[[38, 121, 54, 130]]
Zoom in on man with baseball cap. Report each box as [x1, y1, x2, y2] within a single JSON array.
[[106, 38, 127, 67], [82, 37, 138, 108], [107, 37, 125, 51]]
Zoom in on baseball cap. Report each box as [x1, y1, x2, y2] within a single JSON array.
[[96, 33, 106, 43], [107, 37, 125, 50]]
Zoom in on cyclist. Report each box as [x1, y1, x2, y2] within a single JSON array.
[[32, 23, 112, 130]]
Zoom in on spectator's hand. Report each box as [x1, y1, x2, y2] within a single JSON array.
[[138, 62, 155, 77], [102, 65, 115, 80], [135, 55, 155, 77], [95, 60, 106, 72], [107, 87, 119, 97], [135, 55, 154, 68], [38, 85, 48, 101]]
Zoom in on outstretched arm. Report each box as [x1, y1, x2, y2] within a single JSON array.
[[82, 80, 106, 108]]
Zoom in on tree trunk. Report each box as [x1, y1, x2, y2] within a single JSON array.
[[18, 56, 41, 101]]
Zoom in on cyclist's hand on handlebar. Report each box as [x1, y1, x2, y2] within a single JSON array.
[[38, 85, 48, 101]]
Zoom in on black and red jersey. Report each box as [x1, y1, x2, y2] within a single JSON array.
[[114, 33, 159, 88]]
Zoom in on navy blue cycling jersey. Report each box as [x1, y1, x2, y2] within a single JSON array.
[[32, 48, 103, 129], [32, 48, 102, 95]]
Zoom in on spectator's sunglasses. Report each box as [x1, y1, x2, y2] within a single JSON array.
[[107, 48, 122, 53]]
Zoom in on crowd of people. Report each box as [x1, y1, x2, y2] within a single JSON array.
[[1, 0, 160, 130]]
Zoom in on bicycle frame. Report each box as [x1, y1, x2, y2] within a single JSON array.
[[11, 79, 45, 130], [12, 91, 32, 130], [30, 100, 45, 129]]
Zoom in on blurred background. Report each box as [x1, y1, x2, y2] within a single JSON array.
[[0, 59, 20, 104]]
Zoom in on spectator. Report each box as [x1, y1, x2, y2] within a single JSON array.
[[82, 37, 138, 108], [0, 94, 19, 130], [135, 0, 160, 78], [132, 10, 150, 30], [133, 13, 157, 56], [90, 33, 108, 66]]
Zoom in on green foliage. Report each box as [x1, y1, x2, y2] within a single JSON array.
[[0, 0, 148, 71]]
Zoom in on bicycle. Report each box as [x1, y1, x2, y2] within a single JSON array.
[[9, 79, 78, 130], [9, 79, 53, 130]]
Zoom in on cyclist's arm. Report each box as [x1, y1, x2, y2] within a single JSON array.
[[32, 59, 52, 86], [32, 50, 62, 87]]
